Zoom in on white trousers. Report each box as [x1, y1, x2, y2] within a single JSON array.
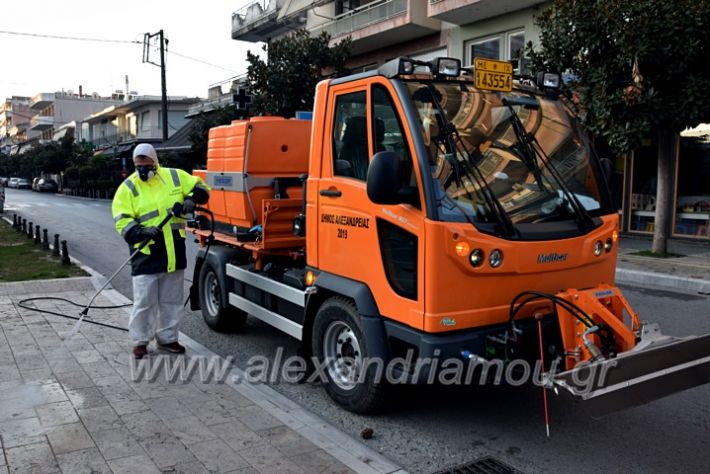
[[129, 270, 184, 346]]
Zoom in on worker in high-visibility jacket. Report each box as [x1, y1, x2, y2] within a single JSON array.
[[112, 143, 209, 359]]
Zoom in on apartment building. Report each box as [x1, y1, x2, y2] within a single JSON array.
[[80, 96, 201, 156], [231, 0, 547, 71], [0, 96, 39, 155], [29, 91, 121, 145]]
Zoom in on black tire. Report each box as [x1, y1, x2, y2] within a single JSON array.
[[198, 260, 246, 332], [312, 296, 392, 413]]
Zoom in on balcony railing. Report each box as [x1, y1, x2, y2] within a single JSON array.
[[29, 115, 54, 130], [232, 0, 278, 29], [92, 133, 136, 148], [309, 0, 407, 38]]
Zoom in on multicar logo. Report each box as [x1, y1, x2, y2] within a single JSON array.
[[537, 252, 568, 264]]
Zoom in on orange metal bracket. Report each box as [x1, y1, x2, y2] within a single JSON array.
[[556, 285, 641, 370]]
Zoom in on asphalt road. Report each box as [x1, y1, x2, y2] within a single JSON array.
[[4, 188, 710, 474]]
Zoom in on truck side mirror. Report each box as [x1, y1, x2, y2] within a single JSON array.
[[367, 151, 419, 207]]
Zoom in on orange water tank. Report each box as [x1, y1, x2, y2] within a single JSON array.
[[203, 117, 311, 229]]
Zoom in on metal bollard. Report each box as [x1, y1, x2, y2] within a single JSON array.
[[34, 225, 41, 244], [27, 222, 34, 239], [60, 240, 70, 265], [53, 234, 60, 256], [22, 218, 27, 234], [42, 229, 50, 249], [12, 214, 18, 228]]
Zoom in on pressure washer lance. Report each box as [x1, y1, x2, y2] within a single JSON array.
[[61, 202, 184, 341]]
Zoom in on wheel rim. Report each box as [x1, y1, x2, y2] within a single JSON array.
[[323, 320, 363, 390], [204, 271, 221, 317]]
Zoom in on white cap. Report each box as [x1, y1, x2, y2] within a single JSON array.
[[132, 143, 158, 164]]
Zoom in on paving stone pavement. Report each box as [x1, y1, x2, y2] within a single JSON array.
[[0, 278, 373, 474]]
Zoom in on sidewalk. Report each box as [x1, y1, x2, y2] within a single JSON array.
[[616, 235, 710, 294], [0, 277, 404, 474]]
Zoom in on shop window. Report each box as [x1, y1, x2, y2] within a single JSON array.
[[629, 139, 657, 233], [674, 126, 710, 238]]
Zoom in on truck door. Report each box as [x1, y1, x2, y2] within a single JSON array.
[[317, 79, 425, 330]]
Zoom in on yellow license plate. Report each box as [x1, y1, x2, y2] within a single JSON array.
[[474, 57, 513, 92]]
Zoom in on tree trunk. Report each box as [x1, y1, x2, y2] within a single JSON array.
[[651, 128, 678, 254]]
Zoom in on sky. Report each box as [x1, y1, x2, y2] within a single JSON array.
[[0, 0, 262, 101]]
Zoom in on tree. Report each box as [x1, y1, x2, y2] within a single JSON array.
[[528, 0, 710, 253], [246, 29, 351, 117]]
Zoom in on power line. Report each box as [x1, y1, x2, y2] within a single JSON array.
[[169, 50, 240, 74], [1, 28, 240, 74], [0, 29, 141, 44]]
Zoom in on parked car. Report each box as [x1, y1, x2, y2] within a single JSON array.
[[0, 177, 8, 186], [37, 178, 58, 193], [8, 177, 19, 188], [16, 178, 32, 189], [32, 177, 41, 191]]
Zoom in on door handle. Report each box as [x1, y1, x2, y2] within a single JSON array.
[[320, 189, 342, 197]]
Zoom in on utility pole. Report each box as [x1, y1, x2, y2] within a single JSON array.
[[143, 30, 169, 142]]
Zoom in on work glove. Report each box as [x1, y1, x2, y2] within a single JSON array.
[[182, 198, 196, 215], [141, 226, 161, 241]]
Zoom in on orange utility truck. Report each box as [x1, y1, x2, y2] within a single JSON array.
[[188, 57, 710, 414]]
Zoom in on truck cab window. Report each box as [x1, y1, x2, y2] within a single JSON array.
[[371, 84, 416, 190], [332, 91, 368, 180]]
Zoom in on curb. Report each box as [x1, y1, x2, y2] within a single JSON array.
[[616, 267, 710, 295], [85, 264, 406, 474]]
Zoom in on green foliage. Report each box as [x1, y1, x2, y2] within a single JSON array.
[[188, 106, 246, 167], [0, 134, 92, 179], [246, 29, 351, 117], [528, 0, 710, 153]]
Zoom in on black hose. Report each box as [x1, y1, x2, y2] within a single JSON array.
[[509, 291, 595, 328], [16, 297, 130, 332]]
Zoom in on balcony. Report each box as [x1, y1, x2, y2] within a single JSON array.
[[92, 133, 137, 148], [232, 0, 306, 42], [30, 115, 54, 131], [428, 0, 546, 25], [309, 0, 440, 55], [30, 93, 55, 111]]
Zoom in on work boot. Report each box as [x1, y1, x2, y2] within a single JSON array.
[[158, 341, 186, 354], [132, 345, 148, 360]]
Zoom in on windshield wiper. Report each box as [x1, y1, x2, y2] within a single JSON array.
[[501, 98, 547, 191], [425, 85, 517, 238], [501, 97, 596, 231]]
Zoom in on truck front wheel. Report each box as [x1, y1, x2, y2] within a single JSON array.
[[312, 297, 391, 413], [199, 260, 246, 332]]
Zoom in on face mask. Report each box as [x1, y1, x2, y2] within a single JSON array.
[[136, 165, 156, 182]]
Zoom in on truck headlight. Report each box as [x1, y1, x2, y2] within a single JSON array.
[[489, 249, 503, 268], [594, 240, 603, 256]]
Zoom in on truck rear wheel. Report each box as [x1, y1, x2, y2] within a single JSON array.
[[312, 297, 391, 413], [199, 260, 246, 332]]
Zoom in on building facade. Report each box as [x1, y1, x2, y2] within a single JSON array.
[[231, 0, 710, 240], [0, 96, 39, 155], [29, 92, 121, 143], [79, 96, 201, 156]]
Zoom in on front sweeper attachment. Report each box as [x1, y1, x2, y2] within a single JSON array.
[[553, 324, 710, 416], [546, 286, 710, 415]]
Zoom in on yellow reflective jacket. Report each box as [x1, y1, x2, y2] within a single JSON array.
[[112, 166, 209, 275]]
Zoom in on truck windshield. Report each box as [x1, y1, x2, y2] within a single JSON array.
[[404, 81, 611, 235]]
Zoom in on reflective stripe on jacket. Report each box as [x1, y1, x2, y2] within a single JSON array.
[[112, 166, 209, 275]]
